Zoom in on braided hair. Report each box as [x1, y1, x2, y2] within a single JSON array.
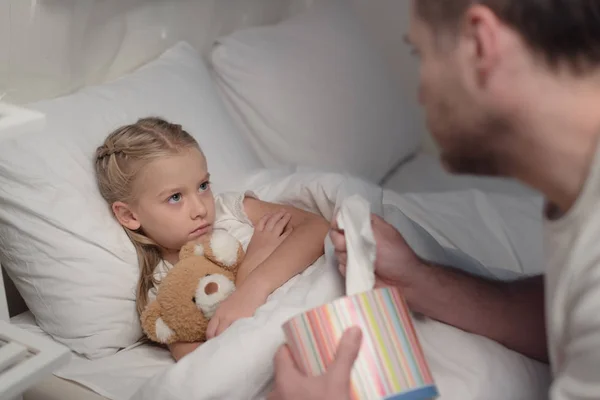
[[94, 117, 201, 316]]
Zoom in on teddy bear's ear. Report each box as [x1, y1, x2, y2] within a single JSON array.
[[141, 300, 176, 344], [203, 230, 245, 270], [179, 240, 206, 261]]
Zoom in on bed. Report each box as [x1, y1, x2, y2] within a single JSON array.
[[0, 1, 550, 399]]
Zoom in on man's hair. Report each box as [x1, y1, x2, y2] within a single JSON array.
[[416, 0, 600, 73]]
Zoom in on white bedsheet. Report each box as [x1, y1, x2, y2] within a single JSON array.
[[13, 169, 551, 400]]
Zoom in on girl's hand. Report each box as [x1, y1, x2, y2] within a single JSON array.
[[168, 341, 201, 362], [238, 211, 293, 283], [249, 210, 293, 261], [205, 284, 269, 339]]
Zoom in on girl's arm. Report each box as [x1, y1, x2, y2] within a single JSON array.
[[240, 197, 330, 296], [205, 198, 329, 339]]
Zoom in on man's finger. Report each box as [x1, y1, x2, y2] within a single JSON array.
[[266, 388, 281, 400], [329, 327, 362, 379], [330, 211, 342, 231], [335, 250, 347, 266], [273, 345, 305, 388], [338, 263, 347, 276], [329, 230, 347, 252], [269, 346, 299, 400], [370, 213, 385, 226]]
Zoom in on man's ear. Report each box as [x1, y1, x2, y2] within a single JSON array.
[[112, 201, 141, 231], [461, 4, 502, 85]]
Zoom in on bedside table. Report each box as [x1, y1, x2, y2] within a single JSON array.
[[0, 320, 71, 400]]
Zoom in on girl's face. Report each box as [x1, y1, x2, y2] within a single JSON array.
[[113, 147, 215, 254]]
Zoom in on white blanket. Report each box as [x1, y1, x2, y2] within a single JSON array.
[[129, 171, 550, 400]]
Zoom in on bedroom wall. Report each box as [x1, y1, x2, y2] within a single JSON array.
[[351, 0, 439, 155], [0, 0, 438, 153], [288, 0, 439, 154], [0, 0, 290, 104]]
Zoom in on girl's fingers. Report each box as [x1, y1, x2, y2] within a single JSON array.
[[257, 213, 272, 231], [273, 212, 292, 235], [265, 210, 286, 231], [281, 226, 293, 240]]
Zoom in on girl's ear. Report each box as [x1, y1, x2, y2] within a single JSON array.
[[112, 201, 141, 230]]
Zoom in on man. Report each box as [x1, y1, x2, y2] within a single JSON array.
[[268, 0, 600, 399]]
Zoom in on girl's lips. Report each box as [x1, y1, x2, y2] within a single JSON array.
[[190, 224, 211, 238]]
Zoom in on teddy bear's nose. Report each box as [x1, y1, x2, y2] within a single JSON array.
[[204, 282, 219, 295]]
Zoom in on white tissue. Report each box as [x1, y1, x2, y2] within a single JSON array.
[[336, 195, 377, 296]]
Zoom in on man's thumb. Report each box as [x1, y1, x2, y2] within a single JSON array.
[[370, 213, 385, 226], [330, 327, 362, 377]]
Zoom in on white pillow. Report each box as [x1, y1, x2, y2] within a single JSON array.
[[0, 42, 262, 359], [210, 0, 422, 183]]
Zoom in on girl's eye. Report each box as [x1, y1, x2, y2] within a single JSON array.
[[168, 193, 182, 204], [199, 181, 210, 192]]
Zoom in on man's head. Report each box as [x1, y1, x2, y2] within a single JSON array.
[[408, 0, 600, 175]]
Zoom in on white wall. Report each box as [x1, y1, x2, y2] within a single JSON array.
[[351, 0, 436, 154], [0, 0, 289, 104], [287, 0, 437, 153], [0, 0, 437, 153]]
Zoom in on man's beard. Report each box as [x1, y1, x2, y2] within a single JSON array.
[[434, 116, 511, 177], [441, 149, 502, 176]]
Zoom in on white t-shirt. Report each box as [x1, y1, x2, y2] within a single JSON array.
[[544, 141, 600, 399], [148, 191, 257, 301]]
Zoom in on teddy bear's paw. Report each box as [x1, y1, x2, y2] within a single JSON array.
[[155, 317, 175, 343], [205, 230, 243, 270]]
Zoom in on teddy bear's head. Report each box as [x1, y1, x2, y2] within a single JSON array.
[[140, 230, 245, 344]]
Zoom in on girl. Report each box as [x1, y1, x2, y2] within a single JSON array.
[[94, 117, 329, 361]]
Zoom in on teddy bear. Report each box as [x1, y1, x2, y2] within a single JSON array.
[[141, 230, 245, 344]]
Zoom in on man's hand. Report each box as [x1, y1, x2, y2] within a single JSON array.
[[268, 327, 363, 400], [332, 213, 549, 363], [330, 213, 422, 289]]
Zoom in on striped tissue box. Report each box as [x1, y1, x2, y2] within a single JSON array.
[[283, 287, 438, 400]]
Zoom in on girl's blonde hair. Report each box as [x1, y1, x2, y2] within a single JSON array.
[[94, 117, 200, 316]]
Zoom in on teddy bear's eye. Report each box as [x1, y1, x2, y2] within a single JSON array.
[[204, 274, 212, 277], [192, 296, 196, 303]]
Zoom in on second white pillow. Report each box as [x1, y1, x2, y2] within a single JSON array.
[[211, 0, 422, 183]]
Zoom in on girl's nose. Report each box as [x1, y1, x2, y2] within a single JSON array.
[[190, 197, 207, 219]]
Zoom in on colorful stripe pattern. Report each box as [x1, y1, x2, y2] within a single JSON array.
[[283, 287, 438, 400]]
